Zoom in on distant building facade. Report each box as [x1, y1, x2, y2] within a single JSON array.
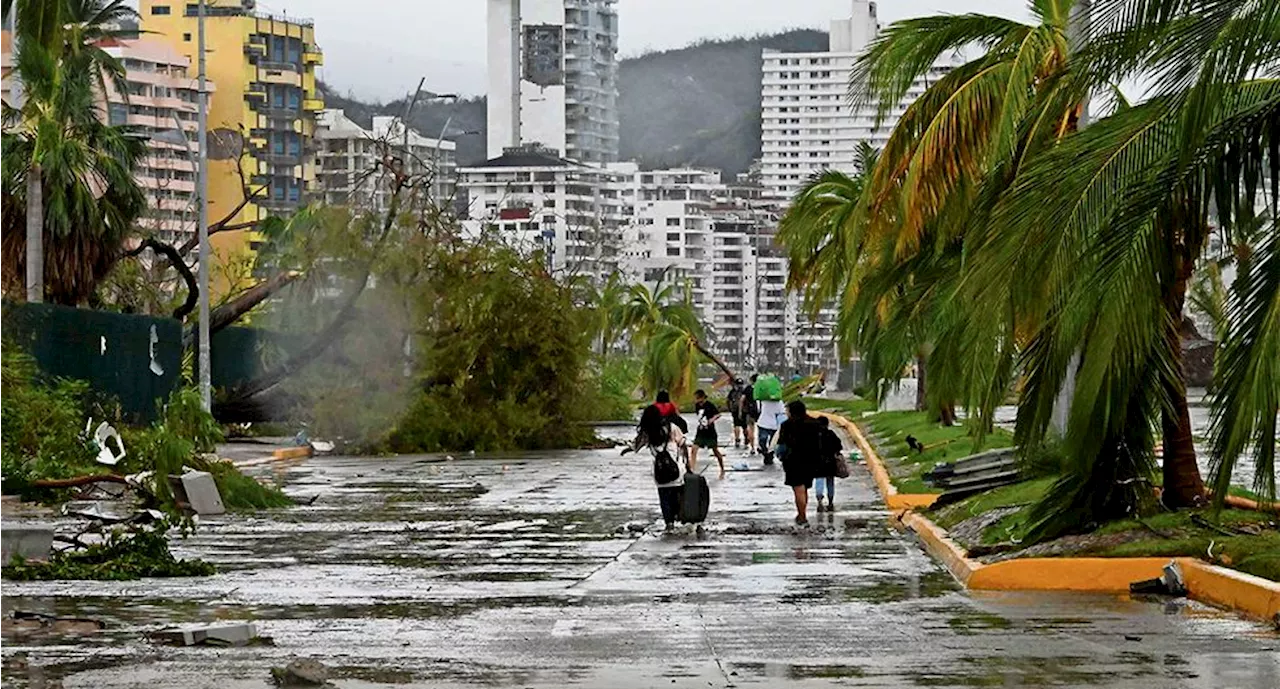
[[759, 0, 953, 201], [140, 0, 323, 275], [316, 109, 457, 214], [457, 144, 625, 280], [487, 0, 620, 164]]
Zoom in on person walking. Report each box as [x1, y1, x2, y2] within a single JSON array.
[[813, 416, 842, 513], [776, 400, 820, 526], [742, 375, 758, 454], [727, 379, 745, 448], [691, 389, 727, 479], [624, 391, 690, 530], [753, 373, 785, 465]]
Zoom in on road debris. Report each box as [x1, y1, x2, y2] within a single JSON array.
[[271, 658, 330, 686], [151, 622, 260, 647]]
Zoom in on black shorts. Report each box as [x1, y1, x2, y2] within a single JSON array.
[[783, 460, 812, 488], [732, 413, 747, 428]]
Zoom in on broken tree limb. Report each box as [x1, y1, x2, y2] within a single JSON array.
[[182, 271, 301, 349], [32, 475, 129, 488], [123, 238, 199, 319]]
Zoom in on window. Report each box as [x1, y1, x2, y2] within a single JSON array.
[[667, 247, 681, 257], [667, 232, 680, 241], [151, 5, 171, 14], [183, 33, 191, 42], [666, 217, 680, 226]]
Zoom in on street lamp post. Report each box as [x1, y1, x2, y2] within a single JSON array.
[[196, 0, 212, 412]]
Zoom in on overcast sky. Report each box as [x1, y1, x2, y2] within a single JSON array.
[[241, 0, 1032, 101]]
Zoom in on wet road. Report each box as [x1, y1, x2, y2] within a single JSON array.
[[3, 425, 1278, 688]]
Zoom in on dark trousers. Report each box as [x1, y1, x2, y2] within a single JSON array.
[[658, 486, 682, 524], [758, 427, 777, 463]]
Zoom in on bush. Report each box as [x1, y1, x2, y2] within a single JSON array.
[[1, 345, 100, 499]]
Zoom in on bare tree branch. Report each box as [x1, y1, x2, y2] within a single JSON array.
[[123, 237, 198, 319]]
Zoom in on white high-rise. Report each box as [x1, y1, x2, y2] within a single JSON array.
[[760, 1, 953, 200], [487, 0, 620, 165]]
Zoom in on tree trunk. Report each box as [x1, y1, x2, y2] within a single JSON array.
[[693, 338, 735, 384], [25, 162, 43, 303], [182, 272, 299, 349], [1161, 223, 1207, 508], [915, 355, 927, 412]]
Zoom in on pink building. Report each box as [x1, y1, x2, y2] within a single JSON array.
[[98, 37, 215, 243]]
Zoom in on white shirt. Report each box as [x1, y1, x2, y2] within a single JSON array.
[[757, 400, 785, 431]]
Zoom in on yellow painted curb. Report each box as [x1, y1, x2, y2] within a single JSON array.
[[813, 411, 939, 511], [1179, 558, 1280, 624], [902, 511, 979, 586], [970, 557, 1169, 592], [272, 446, 313, 461], [813, 409, 1280, 623]]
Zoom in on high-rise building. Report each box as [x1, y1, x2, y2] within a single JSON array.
[[140, 0, 323, 273], [487, 0, 620, 165], [316, 109, 458, 214], [759, 1, 952, 201]]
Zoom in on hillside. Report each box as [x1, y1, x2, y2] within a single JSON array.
[[618, 29, 827, 176], [322, 28, 829, 176]]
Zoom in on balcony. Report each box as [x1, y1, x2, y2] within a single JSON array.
[[302, 98, 324, 112], [303, 46, 323, 66], [245, 86, 267, 102], [244, 42, 265, 58], [258, 151, 301, 165]]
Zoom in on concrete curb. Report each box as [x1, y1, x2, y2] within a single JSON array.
[[272, 446, 313, 461], [814, 411, 939, 511], [820, 409, 1280, 624]]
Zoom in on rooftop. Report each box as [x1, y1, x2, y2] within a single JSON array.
[[463, 144, 582, 170]]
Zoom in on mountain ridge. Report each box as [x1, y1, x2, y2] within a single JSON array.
[[320, 28, 829, 177]]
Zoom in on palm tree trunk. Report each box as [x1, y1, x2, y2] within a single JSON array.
[[692, 338, 735, 383], [25, 162, 43, 303], [915, 355, 927, 412], [1161, 247, 1207, 508]]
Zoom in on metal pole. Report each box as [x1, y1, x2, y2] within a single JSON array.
[[196, 0, 212, 411]]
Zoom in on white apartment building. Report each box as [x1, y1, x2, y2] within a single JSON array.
[[316, 109, 457, 213], [458, 143, 624, 279], [760, 0, 953, 201], [487, 0, 620, 164]]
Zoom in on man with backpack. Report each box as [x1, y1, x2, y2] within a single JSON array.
[[623, 391, 691, 530], [691, 389, 727, 480]]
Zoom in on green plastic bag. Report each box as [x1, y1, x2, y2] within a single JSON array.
[[753, 374, 783, 401]]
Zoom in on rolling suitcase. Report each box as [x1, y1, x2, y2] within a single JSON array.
[[679, 469, 710, 524]]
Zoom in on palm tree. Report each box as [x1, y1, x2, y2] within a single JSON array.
[[617, 269, 734, 399], [986, 0, 1279, 518], [1, 0, 146, 305], [778, 2, 1083, 425]]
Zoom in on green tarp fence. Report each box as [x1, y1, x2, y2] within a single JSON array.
[[3, 302, 182, 422]]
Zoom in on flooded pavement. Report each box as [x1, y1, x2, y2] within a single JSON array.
[[3, 424, 1278, 689]]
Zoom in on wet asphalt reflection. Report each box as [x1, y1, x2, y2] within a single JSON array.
[[3, 424, 1278, 688]]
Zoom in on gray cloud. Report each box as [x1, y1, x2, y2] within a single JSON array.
[[250, 0, 1031, 100]]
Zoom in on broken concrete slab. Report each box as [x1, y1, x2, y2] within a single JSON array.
[[178, 471, 225, 515], [1, 525, 54, 564], [151, 622, 258, 647]]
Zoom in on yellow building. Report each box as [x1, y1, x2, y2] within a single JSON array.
[[140, 0, 323, 294]]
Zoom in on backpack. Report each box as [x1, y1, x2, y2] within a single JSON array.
[[652, 447, 681, 484]]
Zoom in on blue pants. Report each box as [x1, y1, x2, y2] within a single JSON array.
[[758, 427, 776, 461], [814, 476, 834, 500]]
